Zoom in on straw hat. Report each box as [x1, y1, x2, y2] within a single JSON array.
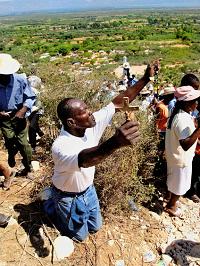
[[140, 89, 150, 95], [175, 85, 200, 101], [0, 53, 20, 74], [159, 86, 175, 96]]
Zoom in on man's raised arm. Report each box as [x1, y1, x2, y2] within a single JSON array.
[[112, 61, 159, 109], [78, 121, 139, 168]]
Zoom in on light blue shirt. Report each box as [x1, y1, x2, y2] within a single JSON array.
[[168, 98, 177, 116], [0, 73, 36, 116]]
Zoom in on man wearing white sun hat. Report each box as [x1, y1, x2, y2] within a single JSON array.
[[0, 54, 36, 179]]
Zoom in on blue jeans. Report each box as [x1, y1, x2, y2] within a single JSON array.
[[43, 185, 102, 242]]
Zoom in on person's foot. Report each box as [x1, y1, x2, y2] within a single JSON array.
[[3, 171, 16, 190], [163, 191, 171, 203], [8, 155, 16, 168], [164, 207, 182, 217], [16, 168, 34, 180], [191, 194, 200, 203], [26, 171, 34, 180]]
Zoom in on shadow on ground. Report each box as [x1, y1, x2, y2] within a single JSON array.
[[165, 239, 200, 266], [141, 156, 167, 215], [14, 201, 52, 258]]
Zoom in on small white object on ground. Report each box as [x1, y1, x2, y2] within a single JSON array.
[[143, 250, 156, 263], [115, 260, 125, 266], [31, 161, 40, 171], [53, 236, 74, 261]]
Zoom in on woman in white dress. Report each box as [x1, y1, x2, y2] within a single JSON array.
[[165, 85, 200, 217]]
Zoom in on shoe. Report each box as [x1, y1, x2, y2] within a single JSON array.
[[26, 172, 34, 180], [191, 194, 200, 203], [38, 131, 44, 137], [8, 155, 16, 168], [3, 171, 16, 190], [16, 168, 34, 180]]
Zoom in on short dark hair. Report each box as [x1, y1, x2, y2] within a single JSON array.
[[57, 98, 74, 124], [181, 74, 199, 89]]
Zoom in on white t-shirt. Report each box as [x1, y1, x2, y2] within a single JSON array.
[[52, 102, 115, 192], [165, 110, 196, 167]]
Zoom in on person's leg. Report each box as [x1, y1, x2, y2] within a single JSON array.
[[165, 193, 181, 216], [186, 154, 200, 202], [50, 188, 88, 242], [28, 113, 37, 149], [0, 161, 11, 178], [13, 118, 32, 173], [86, 185, 102, 233], [164, 191, 171, 203], [0, 120, 18, 167], [166, 163, 193, 216], [35, 114, 44, 137], [0, 161, 15, 190], [166, 193, 180, 210]]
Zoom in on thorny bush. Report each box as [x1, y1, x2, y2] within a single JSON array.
[[28, 62, 161, 216]]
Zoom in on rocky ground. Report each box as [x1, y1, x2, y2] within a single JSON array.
[[0, 149, 199, 266]]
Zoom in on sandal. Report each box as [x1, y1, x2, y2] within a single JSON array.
[[191, 195, 200, 203], [3, 171, 16, 190], [164, 207, 182, 217]]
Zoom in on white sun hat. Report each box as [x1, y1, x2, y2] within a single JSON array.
[[159, 86, 175, 96], [175, 85, 200, 101], [0, 53, 20, 74]]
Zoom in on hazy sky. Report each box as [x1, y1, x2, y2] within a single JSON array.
[[0, 0, 200, 15]]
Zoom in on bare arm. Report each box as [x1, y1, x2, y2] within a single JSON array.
[[112, 61, 159, 109], [180, 127, 200, 151], [14, 106, 28, 119], [78, 121, 139, 168]]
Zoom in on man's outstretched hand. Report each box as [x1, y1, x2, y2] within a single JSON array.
[[113, 121, 140, 147], [78, 120, 140, 168], [144, 60, 160, 81], [0, 111, 11, 119]]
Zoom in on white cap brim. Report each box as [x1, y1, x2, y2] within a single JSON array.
[[0, 55, 20, 74]]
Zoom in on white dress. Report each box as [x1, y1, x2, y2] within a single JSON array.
[[165, 110, 196, 195]]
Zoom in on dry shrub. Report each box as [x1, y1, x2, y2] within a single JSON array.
[[30, 63, 160, 215], [94, 109, 160, 216]]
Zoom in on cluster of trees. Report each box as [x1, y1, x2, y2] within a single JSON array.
[[0, 9, 199, 78]]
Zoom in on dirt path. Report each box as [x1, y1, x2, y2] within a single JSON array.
[[114, 65, 147, 79], [0, 148, 199, 266]]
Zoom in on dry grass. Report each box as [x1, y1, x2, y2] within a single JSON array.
[[29, 62, 162, 216]]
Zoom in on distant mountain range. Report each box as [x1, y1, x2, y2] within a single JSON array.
[[0, 0, 200, 16]]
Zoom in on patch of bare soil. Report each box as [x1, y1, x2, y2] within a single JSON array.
[[171, 44, 190, 48], [0, 148, 199, 266], [114, 65, 147, 79]]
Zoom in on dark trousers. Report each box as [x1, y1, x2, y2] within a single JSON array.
[[123, 68, 130, 79], [0, 117, 32, 170], [187, 154, 200, 197], [28, 113, 43, 149]]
